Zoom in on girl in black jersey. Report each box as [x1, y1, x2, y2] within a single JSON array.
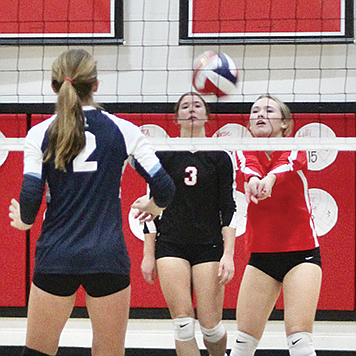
[[140, 92, 237, 356], [9, 49, 174, 356]]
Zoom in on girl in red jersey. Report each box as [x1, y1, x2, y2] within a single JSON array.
[[231, 95, 322, 356]]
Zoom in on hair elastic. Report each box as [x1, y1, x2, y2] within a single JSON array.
[[63, 78, 73, 84]]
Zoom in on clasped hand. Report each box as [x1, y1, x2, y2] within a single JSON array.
[[244, 174, 276, 204]]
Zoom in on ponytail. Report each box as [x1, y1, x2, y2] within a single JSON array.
[[43, 49, 97, 171]]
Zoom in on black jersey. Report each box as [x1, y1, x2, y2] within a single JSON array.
[[154, 150, 236, 245], [19, 107, 174, 275]]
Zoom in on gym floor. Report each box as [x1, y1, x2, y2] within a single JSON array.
[[1, 348, 354, 356]]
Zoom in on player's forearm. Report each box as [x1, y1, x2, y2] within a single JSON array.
[[222, 226, 236, 258], [143, 233, 156, 258], [19, 174, 45, 225], [148, 167, 175, 208]]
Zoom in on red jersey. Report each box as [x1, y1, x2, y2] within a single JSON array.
[[236, 150, 318, 253]]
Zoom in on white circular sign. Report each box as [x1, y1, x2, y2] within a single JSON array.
[[129, 198, 157, 241], [128, 207, 145, 241], [309, 188, 338, 236], [295, 123, 338, 171], [0, 131, 9, 167], [213, 123, 252, 138], [234, 190, 247, 237], [140, 124, 169, 138]]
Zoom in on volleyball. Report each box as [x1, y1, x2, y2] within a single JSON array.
[[192, 51, 238, 97]]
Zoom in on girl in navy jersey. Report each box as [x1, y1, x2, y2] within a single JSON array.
[[231, 95, 322, 356], [140, 92, 237, 356], [9, 49, 174, 356]]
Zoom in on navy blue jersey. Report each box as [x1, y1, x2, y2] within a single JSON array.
[[20, 107, 174, 275], [152, 150, 236, 245]]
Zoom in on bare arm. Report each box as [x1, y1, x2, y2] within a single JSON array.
[[141, 233, 158, 284], [218, 226, 236, 285]]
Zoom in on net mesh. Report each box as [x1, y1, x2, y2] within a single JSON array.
[[0, 0, 355, 326], [2, 136, 356, 152], [0, 0, 354, 103]]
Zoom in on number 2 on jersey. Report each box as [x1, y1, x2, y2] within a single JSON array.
[[73, 131, 98, 172], [184, 166, 197, 186]]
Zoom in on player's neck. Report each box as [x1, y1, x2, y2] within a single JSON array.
[[180, 127, 206, 138], [81, 95, 95, 107]]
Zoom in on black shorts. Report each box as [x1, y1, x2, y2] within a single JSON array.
[[248, 247, 322, 283], [155, 240, 223, 266], [33, 272, 130, 298]]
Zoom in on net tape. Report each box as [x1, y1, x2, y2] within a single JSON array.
[[2, 136, 356, 152]]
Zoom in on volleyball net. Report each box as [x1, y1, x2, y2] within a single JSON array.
[[2, 136, 356, 152]]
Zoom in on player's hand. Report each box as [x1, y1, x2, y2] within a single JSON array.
[[131, 196, 163, 222], [256, 174, 276, 201], [9, 199, 33, 230], [218, 254, 235, 285], [244, 177, 260, 204], [131, 208, 155, 223], [141, 255, 158, 284]]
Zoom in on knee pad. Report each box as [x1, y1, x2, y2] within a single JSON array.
[[230, 330, 259, 356], [287, 332, 316, 356], [200, 321, 226, 343], [173, 317, 196, 342]]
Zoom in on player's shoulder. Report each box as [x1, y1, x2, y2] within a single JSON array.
[[156, 150, 186, 160], [205, 150, 234, 163], [99, 110, 140, 133], [83, 107, 139, 133], [26, 115, 56, 143], [214, 149, 233, 159]]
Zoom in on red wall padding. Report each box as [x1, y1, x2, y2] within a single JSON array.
[[0, 112, 354, 311], [0, 115, 27, 306]]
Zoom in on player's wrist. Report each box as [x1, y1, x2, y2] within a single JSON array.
[[266, 173, 276, 185]]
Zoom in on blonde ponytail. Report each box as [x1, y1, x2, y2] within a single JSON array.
[[43, 49, 97, 171]]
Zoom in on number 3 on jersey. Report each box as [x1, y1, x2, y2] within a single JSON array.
[[73, 131, 98, 172], [184, 166, 197, 186]]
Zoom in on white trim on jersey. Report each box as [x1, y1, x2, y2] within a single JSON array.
[[298, 170, 319, 246], [235, 150, 262, 178], [225, 150, 238, 230], [103, 111, 160, 175], [269, 150, 298, 175], [23, 117, 55, 177], [23, 108, 161, 181]]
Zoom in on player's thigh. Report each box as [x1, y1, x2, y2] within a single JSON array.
[[237, 265, 282, 340], [26, 283, 76, 354], [86, 285, 131, 354], [157, 257, 194, 318], [283, 262, 322, 335], [192, 261, 224, 327]]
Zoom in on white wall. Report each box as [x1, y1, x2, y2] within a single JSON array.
[[0, 0, 355, 104]]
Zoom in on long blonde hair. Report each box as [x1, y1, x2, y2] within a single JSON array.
[[43, 49, 98, 171]]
